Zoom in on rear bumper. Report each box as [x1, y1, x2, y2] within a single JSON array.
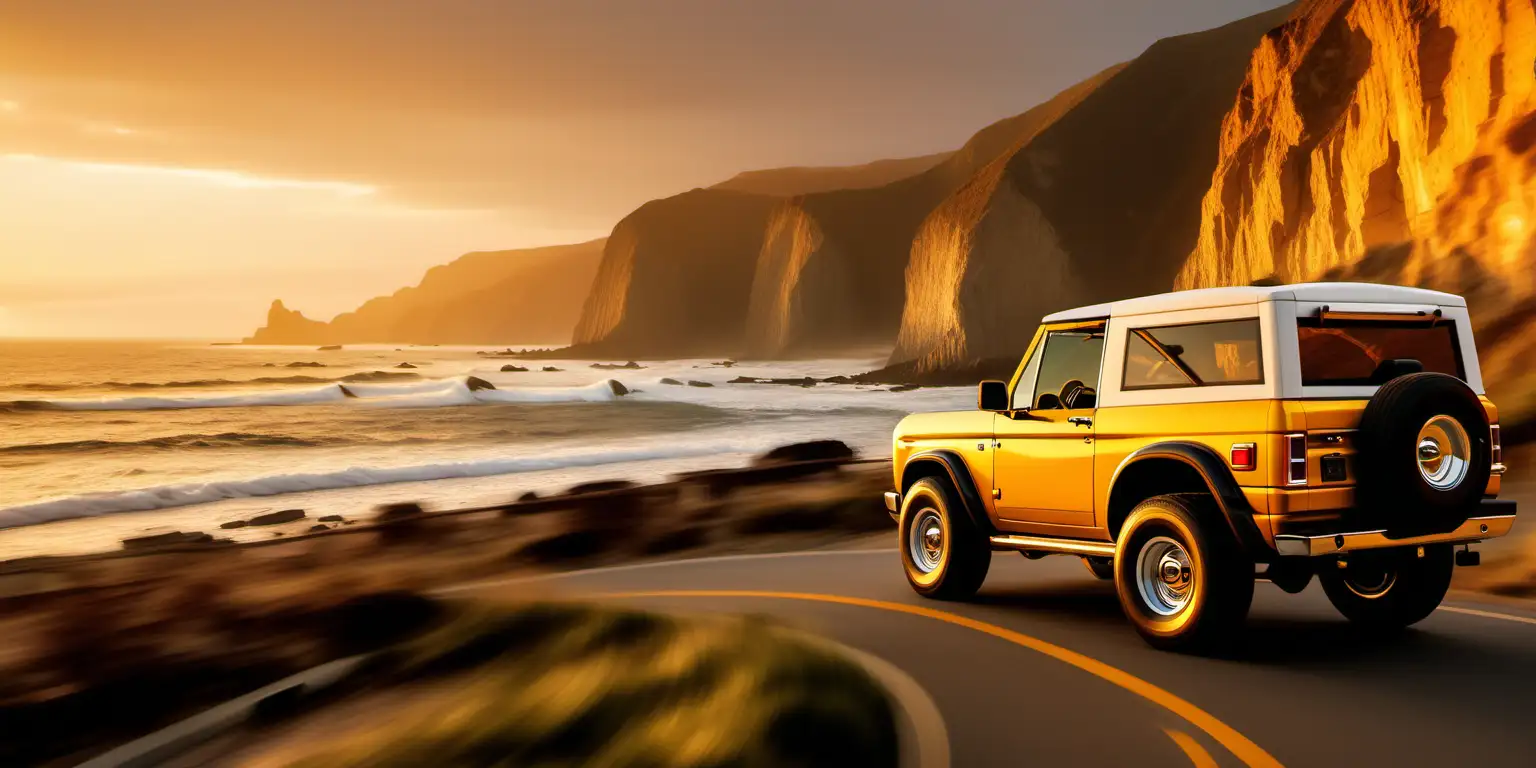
[[1273, 500, 1516, 557]]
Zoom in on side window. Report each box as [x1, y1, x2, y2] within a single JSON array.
[[1009, 345, 1043, 410], [1122, 318, 1264, 390], [1030, 326, 1106, 410]]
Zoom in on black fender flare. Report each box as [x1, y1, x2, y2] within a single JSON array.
[[1108, 441, 1269, 556], [900, 450, 997, 535]]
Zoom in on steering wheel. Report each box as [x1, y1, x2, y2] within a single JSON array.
[[1058, 379, 1086, 410]]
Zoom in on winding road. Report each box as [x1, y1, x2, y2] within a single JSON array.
[[449, 547, 1536, 768]]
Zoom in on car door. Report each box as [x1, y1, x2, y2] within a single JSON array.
[[992, 323, 1105, 528]]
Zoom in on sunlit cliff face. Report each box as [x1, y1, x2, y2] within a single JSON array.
[[1178, 0, 1536, 296]]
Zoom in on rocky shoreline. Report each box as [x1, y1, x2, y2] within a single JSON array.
[[0, 441, 894, 766]]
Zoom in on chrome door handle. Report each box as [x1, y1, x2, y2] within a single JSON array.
[[1068, 416, 1093, 427]]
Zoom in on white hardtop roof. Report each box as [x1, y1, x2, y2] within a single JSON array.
[[1042, 282, 1465, 323]]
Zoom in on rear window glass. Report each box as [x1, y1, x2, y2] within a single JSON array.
[[1297, 319, 1463, 386], [1122, 319, 1264, 390]]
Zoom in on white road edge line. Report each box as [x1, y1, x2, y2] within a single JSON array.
[[1438, 604, 1536, 626], [796, 633, 950, 768], [436, 547, 898, 595]]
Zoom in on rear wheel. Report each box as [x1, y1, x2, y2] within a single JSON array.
[[899, 477, 990, 600], [1114, 494, 1253, 652], [1319, 545, 1453, 631]]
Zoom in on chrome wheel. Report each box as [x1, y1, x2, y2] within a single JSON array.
[[1135, 536, 1194, 616], [1416, 415, 1471, 491], [908, 508, 944, 574]]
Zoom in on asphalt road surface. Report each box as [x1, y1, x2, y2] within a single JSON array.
[[454, 548, 1536, 768]]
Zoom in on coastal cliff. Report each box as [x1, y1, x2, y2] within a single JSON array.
[[244, 240, 604, 345], [740, 66, 1124, 359], [887, 4, 1298, 372], [568, 189, 780, 358], [1176, 0, 1536, 420]]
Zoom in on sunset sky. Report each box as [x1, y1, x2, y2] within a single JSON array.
[[0, 0, 1284, 338]]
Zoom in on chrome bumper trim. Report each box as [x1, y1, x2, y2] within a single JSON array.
[[990, 534, 1116, 558], [1273, 514, 1516, 557], [884, 492, 901, 514]]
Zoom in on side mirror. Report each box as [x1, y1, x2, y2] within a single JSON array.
[[978, 380, 1009, 411]]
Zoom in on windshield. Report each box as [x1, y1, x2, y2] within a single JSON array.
[[1297, 318, 1464, 386]]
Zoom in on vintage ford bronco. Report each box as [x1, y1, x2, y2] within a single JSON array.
[[885, 283, 1515, 651]]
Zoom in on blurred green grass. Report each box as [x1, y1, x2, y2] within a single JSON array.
[[259, 602, 899, 768]]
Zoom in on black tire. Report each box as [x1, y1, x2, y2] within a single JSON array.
[[1114, 494, 1253, 652], [1319, 545, 1453, 631], [1081, 557, 1114, 580], [1355, 373, 1490, 529], [899, 477, 990, 600]]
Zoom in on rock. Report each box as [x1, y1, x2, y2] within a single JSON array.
[[687, 380, 714, 388], [516, 491, 541, 502], [243, 299, 331, 345], [465, 376, 497, 391], [659, 377, 684, 385], [307, 524, 331, 533], [500, 364, 529, 372], [318, 344, 342, 351], [820, 375, 853, 384], [261, 363, 276, 367], [395, 362, 417, 369], [122, 531, 213, 550], [888, 384, 920, 392], [607, 379, 630, 396], [712, 359, 737, 367], [376, 502, 426, 522], [565, 480, 639, 496], [248, 509, 306, 526], [285, 361, 325, 368], [590, 361, 645, 370], [218, 520, 248, 530], [728, 376, 761, 384], [317, 515, 345, 522], [338, 384, 357, 398], [542, 366, 562, 372], [755, 440, 856, 465]]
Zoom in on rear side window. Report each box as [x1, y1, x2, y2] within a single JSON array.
[[1122, 319, 1264, 390], [1297, 318, 1463, 386]]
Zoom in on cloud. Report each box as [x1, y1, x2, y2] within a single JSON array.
[[0, 0, 1288, 226]]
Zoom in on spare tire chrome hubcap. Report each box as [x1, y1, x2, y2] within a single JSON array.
[[1136, 536, 1194, 616], [1416, 415, 1471, 490], [909, 509, 944, 574]]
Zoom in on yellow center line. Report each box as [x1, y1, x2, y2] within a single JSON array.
[[1166, 729, 1220, 768], [603, 589, 1284, 768]]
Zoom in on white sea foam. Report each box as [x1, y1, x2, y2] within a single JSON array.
[[4, 377, 625, 412], [0, 435, 789, 528]]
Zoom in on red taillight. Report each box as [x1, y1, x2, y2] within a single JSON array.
[[1492, 424, 1504, 473], [1286, 433, 1307, 485], [1229, 443, 1256, 471]]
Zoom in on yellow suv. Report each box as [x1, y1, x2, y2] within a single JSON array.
[[885, 283, 1514, 651]]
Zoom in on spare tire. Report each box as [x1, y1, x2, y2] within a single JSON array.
[[1354, 372, 1490, 529]]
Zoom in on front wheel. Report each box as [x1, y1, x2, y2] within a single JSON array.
[[1319, 545, 1453, 631], [899, 477, 990, 600], [1114, 494, 1253, 653]]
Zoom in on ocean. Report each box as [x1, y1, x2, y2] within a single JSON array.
[[0, 340, 970, 559]]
